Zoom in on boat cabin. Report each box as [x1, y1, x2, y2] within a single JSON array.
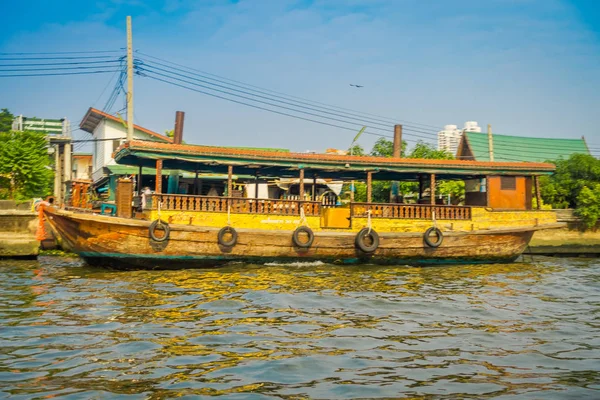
[[92, 140, 555, 231]]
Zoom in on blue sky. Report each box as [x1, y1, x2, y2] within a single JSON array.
[[1, 0, 599, 154]]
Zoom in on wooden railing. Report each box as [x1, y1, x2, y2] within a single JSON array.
[[150, 194, 321, 216], [351, 202, 472, 220]]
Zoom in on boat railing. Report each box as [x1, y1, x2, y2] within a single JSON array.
[[351, 202, 472, 220], [149, 194, 321, 216]]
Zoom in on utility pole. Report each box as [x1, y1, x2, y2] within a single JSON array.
[[487, 124, 494, 162], [126, 16, 134, 141]]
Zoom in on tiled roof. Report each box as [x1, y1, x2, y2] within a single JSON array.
[[79, 107, 173, 143], [116, 140, 556, 177], [461, 132, 589, 162]]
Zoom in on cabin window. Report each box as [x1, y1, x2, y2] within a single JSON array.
[[501, 176, 516, 190], [112, 140, 121, 153]]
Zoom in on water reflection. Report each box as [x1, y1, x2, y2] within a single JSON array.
[[0, 257, 598, 398]]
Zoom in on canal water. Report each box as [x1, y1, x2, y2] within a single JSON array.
[[0, 257, 598, 399]]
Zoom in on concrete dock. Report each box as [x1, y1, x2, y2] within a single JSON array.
[[0, 201, 39, 258]]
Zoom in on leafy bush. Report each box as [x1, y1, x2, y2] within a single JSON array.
[[0, 131, 54, 200]]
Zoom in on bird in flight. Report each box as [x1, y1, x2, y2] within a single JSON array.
[[349, 84, 363, 88]]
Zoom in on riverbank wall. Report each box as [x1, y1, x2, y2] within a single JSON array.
[[0, 201, 39, 258], [527, 210, 600, 256]]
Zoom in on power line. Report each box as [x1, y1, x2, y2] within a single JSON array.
[[0, 55, 122, 61], [138, 59, 400, 131], [0, 65, 125, 72], [138, 66, 438, 143], [136, 51, 444, 132], [0, 59, 123, 67], [138, 64, 395, 134], [0, 50, 123, 55], [92, 69, 123, 109], [143, 73, 393, 139], [0, 70, 121, 77]]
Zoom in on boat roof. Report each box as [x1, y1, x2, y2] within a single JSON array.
[[114, 140, 556, 181]]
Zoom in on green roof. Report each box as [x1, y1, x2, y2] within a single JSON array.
[[462, 132, 590, 162]]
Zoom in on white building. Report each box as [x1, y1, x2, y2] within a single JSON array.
[[79, 107, 172, 184], [438, 121, 482, 155]]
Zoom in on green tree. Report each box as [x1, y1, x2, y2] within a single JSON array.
[[348, 144, 365, 156], [0, 131, 53, 200], [575, 185, 600, 229], [540, 154, 600, 228], [409, 142, 453, 160], [0, 108, 14, 133]]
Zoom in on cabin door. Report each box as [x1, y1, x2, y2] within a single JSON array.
[[320, 208, 351, 229]]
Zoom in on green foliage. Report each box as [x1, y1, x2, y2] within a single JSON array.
[[408, 142, 454, 160], [369, 138, 407, 157], [0, 131, 54, 200], [348, 144, 365, 156], [438, 180, 465, 204], [165, 129, 174, 138], [540, 154, 600, 209], [574, 184, 600, 229], [0, 108, 14, 133], [540, 154, 600, 229]]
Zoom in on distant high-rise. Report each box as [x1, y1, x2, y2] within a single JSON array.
[[437, 121, 482, 155]]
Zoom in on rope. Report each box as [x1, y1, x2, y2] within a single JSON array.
[[367, 209, 372, 234], [157, 201, 163, 226], [227, 204, 231, 226], [432, 210, 437, 229], [299, 205, 309, 228]]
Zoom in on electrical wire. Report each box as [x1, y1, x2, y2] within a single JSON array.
[[0, 65, 125, 72], [143, 73, 393, 139], [0, 50, 123, 55], [0, 55, 122, 60], [0, 70, 122, 77], [0, 59, 123, 67], [136, 51, 444, 132]]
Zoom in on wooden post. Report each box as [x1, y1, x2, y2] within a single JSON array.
[[155, 160, 162, 194], [126, 16, 134, 142], [137, 165, 143, 195], [418, 175, 423, 201], [194, 170, 199, 195], [430, 173, 436, 205], [485, 176, 490, 207], [390, 124, 402, 203], [54, 144, 62, 205], [255, 174, 259, 199], [534, 176, 541, 210], [366, 171, 372, 203], [312, 174, 317, 201], [173, 111, 185, 144], [299, 168, 305, 200], [227, 165, 233, 197]]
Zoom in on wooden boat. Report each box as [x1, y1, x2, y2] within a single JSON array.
[[44, 140, 561, 268]]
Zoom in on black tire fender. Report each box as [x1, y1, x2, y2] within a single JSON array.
[[149, 219, 170, 242], [424, 227, 443, 248], [218, 226, 238, 247], [355, 228, 379, 253], [292, 226, 314, 248]]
